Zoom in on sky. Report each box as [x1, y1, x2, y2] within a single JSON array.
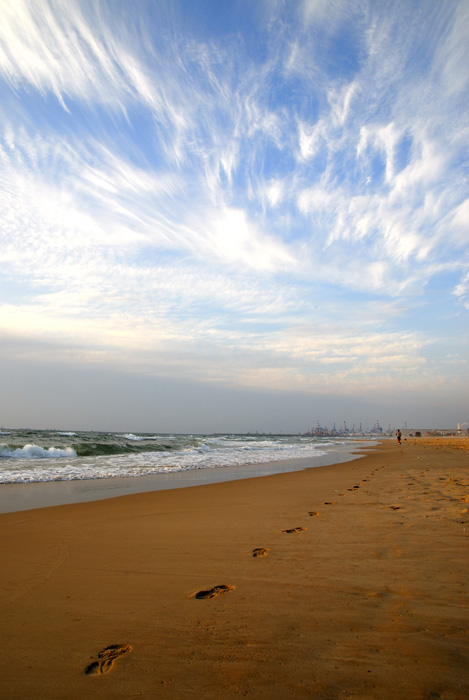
[[0, 0, 467, 434]]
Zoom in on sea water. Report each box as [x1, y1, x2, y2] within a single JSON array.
[[0, 429, 347, 484]]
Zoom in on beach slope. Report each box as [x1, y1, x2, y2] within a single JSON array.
[[0, 438, 467, 699]]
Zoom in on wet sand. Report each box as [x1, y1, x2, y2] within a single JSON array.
[[0, 438, 467, 699]]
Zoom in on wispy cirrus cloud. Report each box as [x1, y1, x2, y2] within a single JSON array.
[[0, 0, 178, 117], [0, 0, 467, 428]]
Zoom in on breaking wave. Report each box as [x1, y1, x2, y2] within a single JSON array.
[[0, 430, 346, 484], [0, 444, 77, 459]]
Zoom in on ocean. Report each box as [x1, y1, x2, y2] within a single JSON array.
[[0, 428, 351, 484]]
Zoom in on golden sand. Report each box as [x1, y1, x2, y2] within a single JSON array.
[[405, 436, 469, 450], [0, 439, 467, 699]]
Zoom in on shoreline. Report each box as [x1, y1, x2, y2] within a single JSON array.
[[0, 440, 375, 513], [0, 437, 467, 699]]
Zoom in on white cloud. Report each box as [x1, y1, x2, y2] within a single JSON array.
[[188, 206, 295, 271], [327, 80, 359, 127], [454, 271, 469, 309], [0, 296, 437, 397], [431, 0, 469, 98], [297, 185, 333, 214], [267, 181, 284, 207], [302, 0, 352, 28], [0, 0, 467, 423], [0, 0, 168, 116], [297, 120, 325, 161]]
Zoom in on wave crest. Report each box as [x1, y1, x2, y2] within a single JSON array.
[[0, 443, 77, 459]]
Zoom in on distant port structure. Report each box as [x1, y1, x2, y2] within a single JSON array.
[[305, 420, 385, 438], [303, 421, 468, 438], [244, 421, 467, 438]]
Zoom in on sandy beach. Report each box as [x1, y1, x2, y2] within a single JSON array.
[[0, 437, 467, 699]]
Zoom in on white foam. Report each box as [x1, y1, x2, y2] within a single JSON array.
[[0, 434, 347, 484], [119, 433, 161, 441], [0, 443, 77, 460]]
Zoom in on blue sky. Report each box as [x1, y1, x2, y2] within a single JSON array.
[[0, 0, 467, 433]]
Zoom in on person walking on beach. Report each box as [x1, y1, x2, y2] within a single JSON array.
[[396, 429, 402, 445]]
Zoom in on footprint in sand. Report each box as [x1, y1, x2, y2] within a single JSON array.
[[85, 660, 114, 675], [282, 527, 307, 533], [194, 584, 234, 600], [252, 547, 269, 557], [85, 644, 132, 675]]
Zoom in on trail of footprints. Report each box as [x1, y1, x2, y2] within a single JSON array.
[[84, 462, 468, 675], [192, 466, 385, 606], [85, 465, 391, 675]]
